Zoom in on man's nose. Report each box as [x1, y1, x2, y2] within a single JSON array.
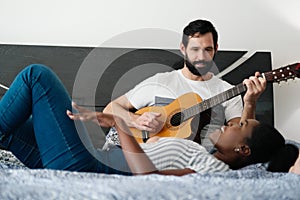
[[196, 49, 206, 60]]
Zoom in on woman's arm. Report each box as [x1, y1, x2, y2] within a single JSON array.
[[67, 102, 195, 176], [114, 118, 196, 175], [113, 117, 157, 175]]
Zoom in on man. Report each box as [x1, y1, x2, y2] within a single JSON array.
[[103, 19, 266, 150]]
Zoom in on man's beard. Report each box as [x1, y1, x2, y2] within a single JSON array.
[[184, 56, 214, 76]]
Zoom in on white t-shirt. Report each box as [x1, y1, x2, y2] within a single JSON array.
[[104, 69, 243, 151], [126, 69, 242, 120], [140, 137, 230, 173]]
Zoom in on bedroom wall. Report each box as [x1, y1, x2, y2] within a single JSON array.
[[0, 0, 299, 142]]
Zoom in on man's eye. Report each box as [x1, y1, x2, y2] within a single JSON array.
[[205, 48, 213, 52]]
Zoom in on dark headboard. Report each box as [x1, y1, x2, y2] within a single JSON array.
[[0, 44, 273, 126]]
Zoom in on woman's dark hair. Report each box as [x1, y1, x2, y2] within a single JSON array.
[[246, 123, 299, 172], [182, 19, 218, 49]]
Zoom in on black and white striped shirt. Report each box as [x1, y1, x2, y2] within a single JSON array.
[[140, 137, 229, 173]]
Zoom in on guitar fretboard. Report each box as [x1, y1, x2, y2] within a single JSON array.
[[173, 62, 300, 124], [182, 83, 247, 121]]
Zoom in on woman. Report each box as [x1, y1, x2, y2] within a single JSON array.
[[0, 64, 299, 175]]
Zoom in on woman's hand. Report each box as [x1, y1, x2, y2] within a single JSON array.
[[66, 101, 116, 128]]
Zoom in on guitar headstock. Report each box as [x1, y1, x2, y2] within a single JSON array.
[[264, 63, 300, 83]]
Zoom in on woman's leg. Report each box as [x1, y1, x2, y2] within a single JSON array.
[[0, 64, 97, 171], [0, 117, 43, 168], [0, 64, 132, 174]]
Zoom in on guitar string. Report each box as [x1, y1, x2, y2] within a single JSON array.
[[180, 66, 295, 123], [180, 83, 246, 122]]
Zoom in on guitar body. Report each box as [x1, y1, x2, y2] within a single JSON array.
[[130, 92, 204, 143]]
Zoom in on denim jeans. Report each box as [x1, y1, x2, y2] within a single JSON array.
[[0, 64, 131, 175]]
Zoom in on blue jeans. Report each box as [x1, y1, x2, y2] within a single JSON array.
[[0, 64, 131, 175]]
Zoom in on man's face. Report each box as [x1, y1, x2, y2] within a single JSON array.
[[182, 32, 217, 76]]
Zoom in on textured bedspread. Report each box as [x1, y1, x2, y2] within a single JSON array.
[[1, 148, 300, 200]]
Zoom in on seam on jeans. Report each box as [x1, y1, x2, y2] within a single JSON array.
[[34, 81, 76, 162]]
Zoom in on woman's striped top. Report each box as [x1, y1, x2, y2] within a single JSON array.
[[139, 137, 230, 173]]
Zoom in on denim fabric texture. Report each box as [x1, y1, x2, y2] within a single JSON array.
[[0, 64, 131, 175]]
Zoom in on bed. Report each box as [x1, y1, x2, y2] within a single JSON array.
[[1, 45, 299, 199], [1, 143, 300, 199]]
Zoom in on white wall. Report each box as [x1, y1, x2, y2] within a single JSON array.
[[1, 0, 300, 141]]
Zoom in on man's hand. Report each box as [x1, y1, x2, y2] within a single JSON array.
[[130, 112, 163, 133], [243, 72, 267, 104]]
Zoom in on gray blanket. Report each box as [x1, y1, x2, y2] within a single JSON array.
[[1, 146, 300, 200]]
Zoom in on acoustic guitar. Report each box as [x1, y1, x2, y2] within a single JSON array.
[[130, 63, 300, 143]]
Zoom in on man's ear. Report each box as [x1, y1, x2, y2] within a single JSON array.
[[180, 43, 186, 56], [215, 43, 219, 52]]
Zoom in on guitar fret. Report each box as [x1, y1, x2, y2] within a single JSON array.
[[203, 100, 208, 109], [183, 105, 195, 121], [188, 106, 197, 120], [182, 83, 247, 120]]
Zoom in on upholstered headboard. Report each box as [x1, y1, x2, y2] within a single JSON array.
[[0, 44, 273, 126], [0, 44, 273, 147]]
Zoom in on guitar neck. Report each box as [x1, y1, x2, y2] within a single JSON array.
[[180, 62, 300, 122], [182, 83, 246, 121]]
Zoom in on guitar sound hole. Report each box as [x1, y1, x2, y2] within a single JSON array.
[[170, 112, 184, 126]]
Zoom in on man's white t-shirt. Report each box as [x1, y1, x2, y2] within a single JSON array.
[[104, 69, 243, 151], [126, 70, 242, 122]]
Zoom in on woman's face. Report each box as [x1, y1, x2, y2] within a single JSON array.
[[209, 119, 260, 153]]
